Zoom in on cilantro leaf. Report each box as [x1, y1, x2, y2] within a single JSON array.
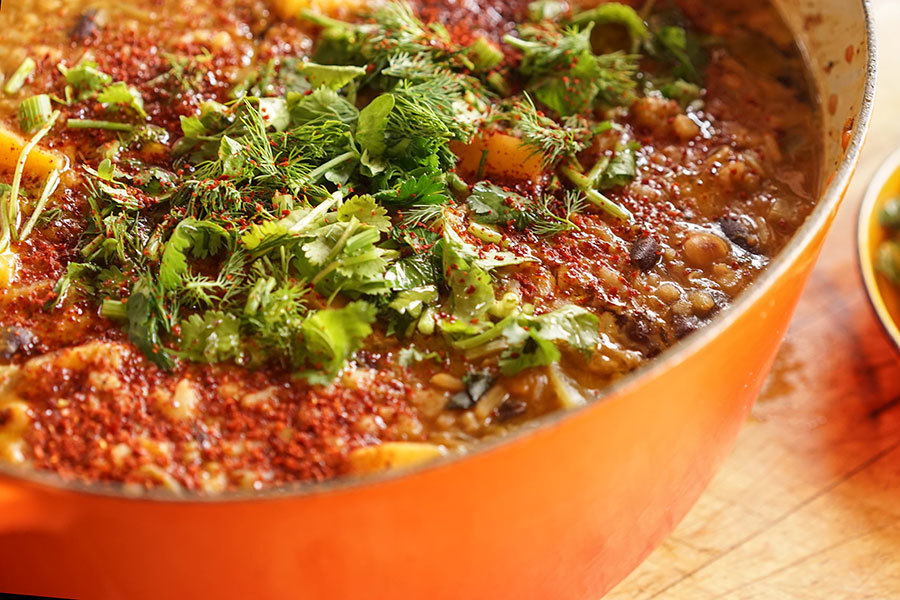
[[97, 82, 148, 120], [338, 195, 391, 231], [506, 23, 638, 116], [442, 235, 495, 326], [594, 143, 638, 190], [298, 301, 376, 383], [288, 88, 359, 125], [179, 311, 242, 363], [159, 219, 229, 290], [60, 59, 113, 102], [374, 173, 449, 206], [299, 62, 366, 89], [498, 305, 600, 374], [357, 93, 395, 160]]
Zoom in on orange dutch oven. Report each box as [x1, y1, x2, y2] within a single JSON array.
[[0, 1, 876, 598]]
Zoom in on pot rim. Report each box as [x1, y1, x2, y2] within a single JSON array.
[[0, 0, 878, 504]]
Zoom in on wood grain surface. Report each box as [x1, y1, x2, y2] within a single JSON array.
[[609, 2, 900, 598]]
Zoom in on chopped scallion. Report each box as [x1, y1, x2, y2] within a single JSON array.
[[101, 299, 128, 321], [18, 94, 53, 133], [4, 57, 36, 95], [66, 119, 134, 132]]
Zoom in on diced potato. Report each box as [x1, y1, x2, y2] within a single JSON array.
[[269, 0, 370, 20], [0, 124, 66, 178], [48, 341, 129, 371], [137, 464, 182, 493], [0, 436, 27, 464], [348, 441, 448, 474], [452, 133, 545, 184], [0, 400, 31, 435], [157, 379, 200, 422]]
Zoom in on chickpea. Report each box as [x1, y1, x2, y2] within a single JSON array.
[[430, 373, 465, 393], [633, 96, 680, 134], [655, 282, 682, 304], [683, 232, 730, 267], [688, 290, 717, 315], [672, 114, 701, 140]]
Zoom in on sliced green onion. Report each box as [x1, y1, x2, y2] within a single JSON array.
[[66, 119, 134, 132], [6, 110, 61, 243], [466, 37, 504, 72], [18, 168, 60, 242], [18, 94, 52, 133], [101, 299, 128, 321], [585, 156, 611, 187], [4, 58, 36, 95]]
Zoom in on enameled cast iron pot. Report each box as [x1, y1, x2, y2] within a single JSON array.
[[0, 1, 876, 598]]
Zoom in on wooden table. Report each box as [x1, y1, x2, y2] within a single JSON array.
[[609, 2, 900, 598]]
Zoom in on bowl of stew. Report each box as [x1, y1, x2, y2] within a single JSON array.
[[0, 0, 875, 598], [859, 148, 900, 354]]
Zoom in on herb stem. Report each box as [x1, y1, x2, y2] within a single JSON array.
[[287, 193, 340, 234], [305, 151, 357, 184], [18, 168, 60, 241], [66, 119, 134, 131], [299, 9, 357, 30], [7, 110, 61, 242], [452, 316, 513, 350], [560, 163, 633, 221]]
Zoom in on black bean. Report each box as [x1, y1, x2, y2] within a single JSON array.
[[630, 236, 660, 271], [622, 314, 652, 344], [497, 399, 527, 422], [720, 216, 758, 252], [0, 326, 36, 359], [70, 10, 99, 41]]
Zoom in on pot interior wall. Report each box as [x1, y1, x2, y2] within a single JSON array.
[[773, 0, 871, 192]]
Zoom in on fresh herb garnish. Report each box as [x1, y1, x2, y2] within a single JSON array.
[[40, 0, 712, 383]]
